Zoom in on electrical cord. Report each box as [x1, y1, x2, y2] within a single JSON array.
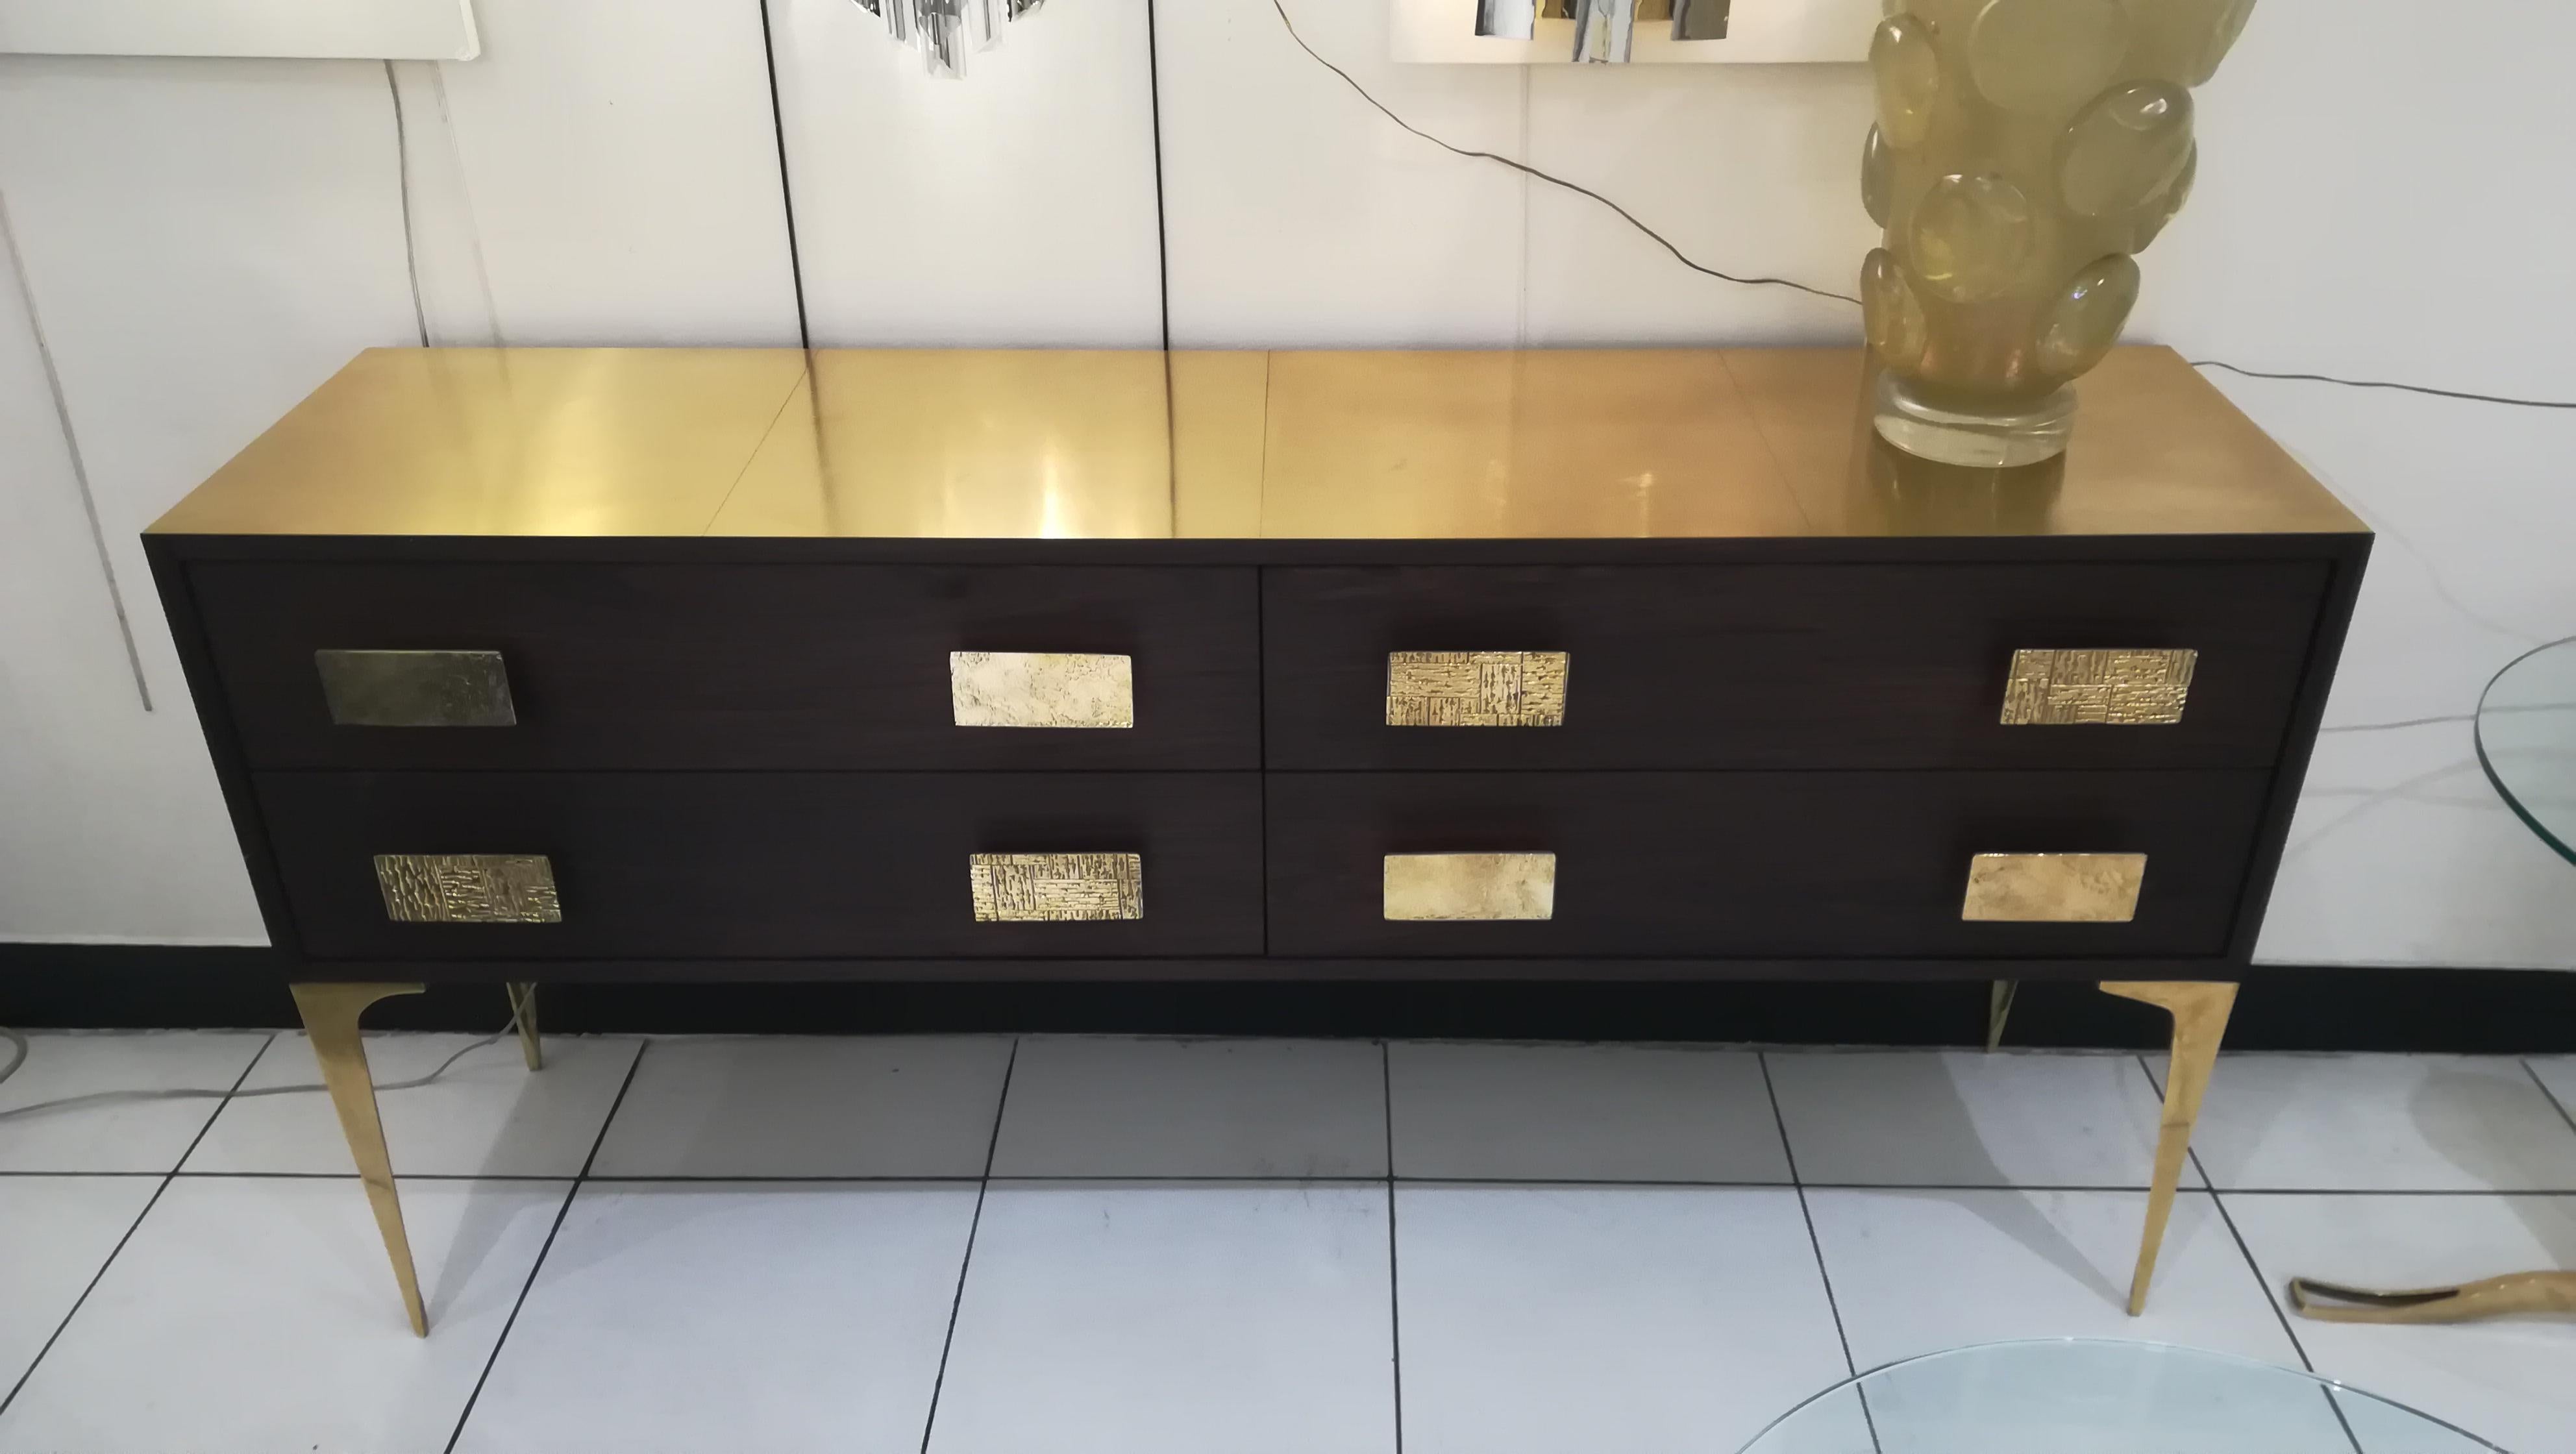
[[1267, 0, 2576, 413], [0, 1010, 523, 1124], [1268, 0, 1861, 307]]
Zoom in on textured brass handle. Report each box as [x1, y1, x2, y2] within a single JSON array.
[[1962, 853, 2146, 922], [317, 650, 515, 727], [375, 854, 560, 923], [969, 852, 1143, 922], [950, 652, 1135, 729], [2000, 648, 2197, 726], [1384, 853, 1557, 921], [1385, 651, 1569, 727]]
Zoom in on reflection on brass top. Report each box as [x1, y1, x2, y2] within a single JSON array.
[[317, 650, 516, 728], [950, 652, 1135, 729], [149, 346, 2364, 542], [2001, 648, 2198, 726], [1962, 854, 2146, 923], [375, 854, 560, 924], [1385, 853, 1557, 922], [969, 852, 1143, 922], [1385, 652, 1569, 728]]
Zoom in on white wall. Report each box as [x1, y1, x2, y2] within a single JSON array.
[[3, 0, 2571, 965]]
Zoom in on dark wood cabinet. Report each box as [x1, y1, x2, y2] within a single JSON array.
[[143, 344, 2370, 987]]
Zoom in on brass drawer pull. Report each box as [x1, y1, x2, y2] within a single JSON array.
[[1385, 651, 1569, 728], [950, 652, 1135, 729], [969, 852, 1143, 922], [1962, 853, 2146, 922], [1384, 852, 1557, 921], [317, 650, 515, 727], [375, 854, 560, 923], [2000, 648, 2198, 726]]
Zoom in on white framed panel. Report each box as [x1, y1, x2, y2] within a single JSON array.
[[1394, 0, 1872, 64], [0, 0, 478, 60]]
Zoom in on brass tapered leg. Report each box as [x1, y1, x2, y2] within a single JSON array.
[[2289, 1272, 2576, 1324], [1986, 980, 2019, 1052], [290, 982, 429, 1337], [2101, 980, 2237, 1317], [504, 982, 542, 1071]]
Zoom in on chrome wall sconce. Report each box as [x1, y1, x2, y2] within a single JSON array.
[[852, 0, 1046, 77], [1476, 0, 1731, 62]]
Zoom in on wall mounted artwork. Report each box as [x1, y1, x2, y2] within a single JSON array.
[[1394, 0, 1874, 64], [0, 0, 477, 58]]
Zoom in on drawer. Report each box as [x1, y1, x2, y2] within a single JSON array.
[[257, 772, 1263, 959], [193, 563, 1258, 769], [1265, 771, 2269, 957], [1263, 564, 2326, 769]]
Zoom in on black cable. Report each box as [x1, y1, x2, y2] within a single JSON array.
[[1267, 0, 1861, 308], [384, 61, 430, 349], [2188, 360, 2576, 412], [1270, 0, 2576, 413]]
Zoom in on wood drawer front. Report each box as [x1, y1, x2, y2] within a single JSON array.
[[1262, 563, 2326, 770], [1265, 771, 2269, 958], [257, 772, 1263, 959], [193, 563, 1258, 770]]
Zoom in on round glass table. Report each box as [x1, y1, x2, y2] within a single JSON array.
[[1737, 1340, 2506, 1453], [2477, 635, 2576, 866], [2277, 637, 2576, 1327]]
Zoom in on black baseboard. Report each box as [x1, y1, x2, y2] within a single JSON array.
[[4, 944, 2572, 1053]]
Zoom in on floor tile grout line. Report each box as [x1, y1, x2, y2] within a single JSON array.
[[917, 1035, 1020, 1454], [0, 1031, 275, 1419], [2521, 1058, 2576, 1139], [1758, 1052, 1881, 1454], [1382, 1040, 1406, 1454], [441, 1037, 649, 1454]]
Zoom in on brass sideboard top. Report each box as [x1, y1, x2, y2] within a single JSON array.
[[148, 345, 2366, 541]]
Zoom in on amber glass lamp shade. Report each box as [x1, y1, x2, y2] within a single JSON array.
[[1862, 0, 2253, 467]]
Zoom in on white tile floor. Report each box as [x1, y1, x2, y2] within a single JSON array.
[[1, 1031, 2571, 1453]]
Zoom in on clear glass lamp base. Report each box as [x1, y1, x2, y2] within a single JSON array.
[[1873, 372, 2077, 469]]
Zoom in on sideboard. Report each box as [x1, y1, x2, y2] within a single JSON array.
[[144, 344, 2369, 1333]]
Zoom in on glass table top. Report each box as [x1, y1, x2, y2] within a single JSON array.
[[2477, 636, 2576, 865], [1738, 1340, 2504, 1453]]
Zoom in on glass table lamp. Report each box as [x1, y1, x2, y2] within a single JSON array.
[[1862, 0, 2255, 467]]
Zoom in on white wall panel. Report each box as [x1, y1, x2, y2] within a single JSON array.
[[770, 0, 1162, 347], [0, 56, 419, 942], [1158, 0, 1526, 347], [410, 0, 800, 345], [1522, 60, 1870, 345]]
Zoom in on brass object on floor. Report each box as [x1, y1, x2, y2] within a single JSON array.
[[948, 651, 1136, 729], [504, 982, 542, 1072], [1986, 980, 2019, 1052], [969, 852, 1143, 922], [2101, 980, 2238, 1316], [2288, 1272, 2576, 1325], [290, 982, 429, 1337], [2001, 648, 2198, 726], [1963, 852, 2147, 922], [1385, 651, 1570, 728], [316, 649, 516, 728], [1383, 852, 1559, 922], [374, 854, 561, 924]]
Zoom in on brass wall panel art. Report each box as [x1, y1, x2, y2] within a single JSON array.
[[950, 652, 1135, 729], [1384, 853, 1557, 922], [374, 854, 561, 924], [969, 852, 1143, 922], [1385, 652, 1569, 728], [2000, 648, 2197, 726], [317, 650, 515, 728], [1962, 853, 2146, 923]]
